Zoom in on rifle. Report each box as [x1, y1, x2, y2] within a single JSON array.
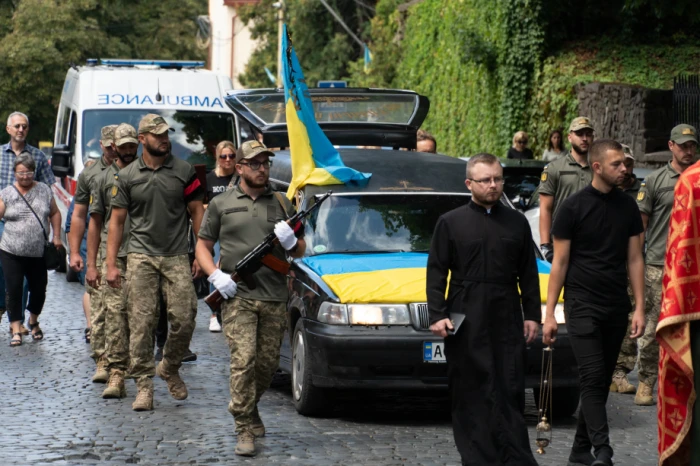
[[204, 191, 332, 311]]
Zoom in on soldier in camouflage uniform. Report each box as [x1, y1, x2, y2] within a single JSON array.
[[538, 117, 594, 261], [610, 145, 644, 394], [87, 123, 139, 399], [196, 141, 307, 457], [68, 125, 118, 384], [614, 124, 698, 406], [106, 115, 205, 411]]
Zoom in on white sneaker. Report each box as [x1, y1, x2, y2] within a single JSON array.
[[209, 316, 222, 333]]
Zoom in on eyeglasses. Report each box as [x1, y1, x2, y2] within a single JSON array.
[[12, 124, 28, 130], [15, 171, 34, 178], [469, 177, 505, 185], [219, 154, 235, 160], [239, 160, 272, 170]]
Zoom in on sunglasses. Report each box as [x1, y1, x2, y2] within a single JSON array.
[[12, 124, 28, 130], [517, 139, 528, 144], [219, 154, 235, 160]]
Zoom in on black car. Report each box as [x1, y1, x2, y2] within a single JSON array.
[[226, 88, 580, 417]]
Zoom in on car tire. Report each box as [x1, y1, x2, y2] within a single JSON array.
[[291, 318, 332, 416], [534, 386, 580, 418]]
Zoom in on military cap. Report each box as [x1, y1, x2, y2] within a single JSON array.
[[569, 116, 594, 132], [670, 124, 698, 145], [621, 143, 634, 160], [236, 140, 275, 164], [100, 124, 119, 146], [114, 123, 138, 146], [138, 114, 174, 135]]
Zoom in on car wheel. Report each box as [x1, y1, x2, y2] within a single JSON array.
[[534, 386, 580, 418], [291, 318, 332, 416]]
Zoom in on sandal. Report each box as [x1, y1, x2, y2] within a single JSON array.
[[28, 322, 43, 341], [85, 328, 91, 344], [8, 324, 29, 336], [9, 332, 21, 347]]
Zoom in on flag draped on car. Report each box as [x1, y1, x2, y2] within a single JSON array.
[[282, 25, 371, 198]]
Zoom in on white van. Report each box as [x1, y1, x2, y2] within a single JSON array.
[[51, 59, 238, 220]]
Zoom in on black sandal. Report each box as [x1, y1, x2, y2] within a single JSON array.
[[28, 322, 43, 341], [9, 332, 21, 347], [84, 328, 91, 343]]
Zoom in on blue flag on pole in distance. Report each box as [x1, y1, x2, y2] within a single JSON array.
[[282, 24, 371, 199]]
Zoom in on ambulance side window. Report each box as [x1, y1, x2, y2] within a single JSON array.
[[56, 105, 71, 145], [68, 111, 77, 157]]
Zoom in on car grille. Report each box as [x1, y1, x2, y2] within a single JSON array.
[[409, 303, 430, 330]]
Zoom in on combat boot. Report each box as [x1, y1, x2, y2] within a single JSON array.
[[610, 370, 636, 394], [234, 429, 256, 456], [132, 388, 154, 411], [251, 414, 266, 438], [634, 381, 654, 406], [102, 370, 127, 399], [156, 362, 188, 400], [92, 357, 109, 383]]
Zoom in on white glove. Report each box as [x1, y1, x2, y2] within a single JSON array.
[[207, 269, 238, 299], [274, 221, 298, 250]]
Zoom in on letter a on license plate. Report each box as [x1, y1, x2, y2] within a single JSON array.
[[423, 341, 446, 363]]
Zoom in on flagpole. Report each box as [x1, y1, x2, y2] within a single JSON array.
[[273, 0, 285, 87]]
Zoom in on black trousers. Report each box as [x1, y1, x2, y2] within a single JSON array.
[[565, 298, 629, 457], [0, 250, 47, 323]]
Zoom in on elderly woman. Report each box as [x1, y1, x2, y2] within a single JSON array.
[[205, 140, 236, 332], [507, 131, 534, 160], [0, 155, 62, 346]]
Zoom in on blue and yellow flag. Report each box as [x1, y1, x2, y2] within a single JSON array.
[[282, 25, 371, 199]]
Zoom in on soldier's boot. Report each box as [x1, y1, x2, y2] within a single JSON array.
[[251, 414, 266, 438], [234, 429, 256, 457], [132, 388, 154, 411], [610, 370, 636, 394], [156, 362, 188, 400], [102, 370, 127, 399], [92, 356, 110, 383], [634, 381, 654, 406]]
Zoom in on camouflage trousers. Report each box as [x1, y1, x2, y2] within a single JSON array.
[[103, 257, 129, 372], [88, 251, 105, 361], [223, 296, 286, 433], [614, 283, 637, 373], [126, 253, 197, 390], [614, 265, 663, 387]]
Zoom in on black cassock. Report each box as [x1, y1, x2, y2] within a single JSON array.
[[427, 201, 540, 466]]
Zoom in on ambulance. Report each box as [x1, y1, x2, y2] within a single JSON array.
[[51, 59, 237, 226]]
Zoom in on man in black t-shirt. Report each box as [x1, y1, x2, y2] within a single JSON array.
[[543, 139, 646, 466]]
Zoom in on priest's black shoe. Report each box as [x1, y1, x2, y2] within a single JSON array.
[[567, 447, 595, 466], [591, 446, 613, 466]]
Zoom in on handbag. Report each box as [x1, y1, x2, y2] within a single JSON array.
[[12, 185, 62, 270]]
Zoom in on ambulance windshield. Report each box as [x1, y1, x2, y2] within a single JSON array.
[[82, 110, 236, 171]]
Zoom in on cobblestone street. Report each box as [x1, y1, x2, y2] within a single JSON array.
[[0, 272, 659, 465]]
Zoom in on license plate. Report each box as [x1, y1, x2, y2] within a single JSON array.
[[423, 341, 446, 363]]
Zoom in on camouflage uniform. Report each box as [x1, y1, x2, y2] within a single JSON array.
[[637, 264, 664, 386], [88, 250, 105, 360], [223, 297, 286, 432], [614, 283, 637, 374], [103, 257, 129, 372], [126, 253, 197, 390]]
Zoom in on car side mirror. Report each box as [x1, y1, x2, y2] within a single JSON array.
[[51, 144, 73, 178], [518, 198, 528, 210]]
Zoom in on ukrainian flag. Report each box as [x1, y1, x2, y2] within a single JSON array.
[[282, 25, 372, 199]]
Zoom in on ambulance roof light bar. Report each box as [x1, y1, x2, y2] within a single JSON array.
[[85, 59, 205, 69]]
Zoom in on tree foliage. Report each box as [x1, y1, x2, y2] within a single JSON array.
[[0, 0, 207, 144]]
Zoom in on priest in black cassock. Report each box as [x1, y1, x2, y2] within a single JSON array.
[[427, 153, 541, 466]]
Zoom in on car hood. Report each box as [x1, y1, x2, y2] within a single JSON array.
[[302, 252, 560, 304]]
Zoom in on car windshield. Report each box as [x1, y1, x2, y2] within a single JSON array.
[[82, 109, 236, 170], [304, 194, 470, 255], [503, 168, 544, 203]]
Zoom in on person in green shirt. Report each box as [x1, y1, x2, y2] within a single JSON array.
[[106, 114, 205, 412], [68, 124, 118, 385], [196, 140, 306, 457]]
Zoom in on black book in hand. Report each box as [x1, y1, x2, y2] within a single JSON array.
[[447, 313, 466, 336]]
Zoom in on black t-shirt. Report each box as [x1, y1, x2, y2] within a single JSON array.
[[551, 184, 643, 306], [506, 147, 534, 159], [206, 171, 234, 203]]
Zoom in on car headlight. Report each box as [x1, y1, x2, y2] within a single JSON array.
[[318, 302, 348, 325], [348, 304, 410, 325], [540, 303, 566, 324]]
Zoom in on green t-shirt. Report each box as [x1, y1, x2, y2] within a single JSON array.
[[637, 162, 680, 265], [74, 156, 110, 205], [538, 152, 592, 222], [111, 154, 205, 256], [89, 163, 131, 258], [621, 176, 643, 200], [199, 185, 295, 302]]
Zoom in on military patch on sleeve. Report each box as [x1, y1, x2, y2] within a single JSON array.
[[541, 172, 548, 182], [637, 191, 645, 201], [89, 195, 93, 205], [111, 185, 118, 197]]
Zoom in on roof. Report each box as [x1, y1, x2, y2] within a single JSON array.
[[269, 149, 470, 196]]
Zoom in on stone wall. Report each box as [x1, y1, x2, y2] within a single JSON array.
[[575, 83, 673, 159]]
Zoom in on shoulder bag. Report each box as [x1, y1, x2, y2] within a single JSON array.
[[12, 185, 62, 270]]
